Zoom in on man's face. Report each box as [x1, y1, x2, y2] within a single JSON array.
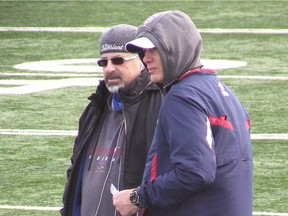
[[99, 52, 141, 93], [142, 48, 163, 84]]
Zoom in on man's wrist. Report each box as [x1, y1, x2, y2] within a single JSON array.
[[129, 187, 142, 208]]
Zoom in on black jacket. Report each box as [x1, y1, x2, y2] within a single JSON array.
[[61, 71, 162, 215]]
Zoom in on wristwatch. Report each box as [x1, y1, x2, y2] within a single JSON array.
[[130, 188, 142, 208]]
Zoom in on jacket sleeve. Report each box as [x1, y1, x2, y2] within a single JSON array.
[[61, 80, 107, 215], [61, 101, 94, 214], [140, 91, 217, 209]]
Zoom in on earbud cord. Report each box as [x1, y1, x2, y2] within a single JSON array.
[[94, 122, 124, 216]]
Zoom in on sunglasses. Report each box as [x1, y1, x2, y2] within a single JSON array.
[[97, 56, 138, 67]]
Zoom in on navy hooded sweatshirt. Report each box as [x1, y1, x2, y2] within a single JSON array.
[[133, 10, 253, 216]]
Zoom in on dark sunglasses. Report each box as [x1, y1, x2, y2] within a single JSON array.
[[97, 56, 138, 67]]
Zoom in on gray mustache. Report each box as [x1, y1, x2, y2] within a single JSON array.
[[105, 73, 121, 80]]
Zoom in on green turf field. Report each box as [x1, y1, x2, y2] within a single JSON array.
[[0, 1, 287, 215]]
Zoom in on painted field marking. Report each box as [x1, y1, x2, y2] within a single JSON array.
[[0, 129, 287, 140], [0, 129, 77, 136], [253, 213, 288, 216], [13, 58, 103, 73], [0, 58, 249, 95], [251, 134, 288, 140], [11, 58, 247, 73], [0, 205, 288, 216], [219, 75, 288, 80], [0, 78, 101, 95], [0, 205, 60, 211], [1, 27, 288, 34]]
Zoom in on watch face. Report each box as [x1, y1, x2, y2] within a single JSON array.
[[130, 190, 141, 208], [130, 192, 138, 203]]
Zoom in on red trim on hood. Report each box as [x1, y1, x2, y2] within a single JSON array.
[[209, 116, 234, 130], [178, 68, 216, 81]]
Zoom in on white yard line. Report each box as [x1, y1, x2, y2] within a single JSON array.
[[0, 129, 287, 140], [1, 27, 288, 34], [0, 205, 60, 211], [199, 28, 288, 35], [0, 27, 109, 33], [0, 72, 97, 77], [0, 205, 288, 215], [218, 75, 288, 80], [0, 78, 101, 95], [253, 213, 288, 216], [0, 129, 78, 136], [251, 134, 288, 140]]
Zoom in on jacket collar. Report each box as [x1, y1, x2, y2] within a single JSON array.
[[89, 69, 158, 107]]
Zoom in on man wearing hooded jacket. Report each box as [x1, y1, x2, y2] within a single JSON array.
[[61, 24, 162, 216], [113, 11, 253, 216]]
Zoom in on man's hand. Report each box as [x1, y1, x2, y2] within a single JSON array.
[[113, 189, 139, 216]]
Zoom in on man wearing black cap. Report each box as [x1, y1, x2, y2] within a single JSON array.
[[61, 24, 162, 216], [113, 11, 253, 216]]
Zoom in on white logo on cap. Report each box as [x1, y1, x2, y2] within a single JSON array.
[[101, 43, 123, 51]]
